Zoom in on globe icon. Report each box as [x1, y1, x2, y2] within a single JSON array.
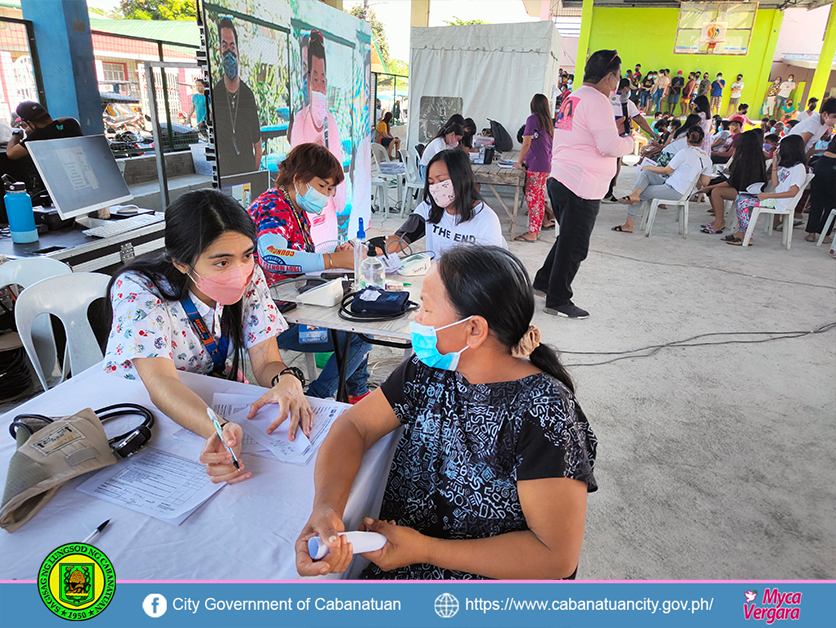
[[434, 593, 459, 618]]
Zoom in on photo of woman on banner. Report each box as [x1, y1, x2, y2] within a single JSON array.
[[290, 29, 345, 246], [213, 16, 263, 177]]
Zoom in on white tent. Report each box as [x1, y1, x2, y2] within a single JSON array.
[[407, 21, 562, 151]]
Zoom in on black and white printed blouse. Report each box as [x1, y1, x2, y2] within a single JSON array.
[[360, 355, 598, 580]]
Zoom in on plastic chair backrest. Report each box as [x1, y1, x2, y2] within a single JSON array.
[[400, 149, 421, 185], [371, 142, 389, 164], [14, 272, 110, 385], [0, 258, 73, 390]]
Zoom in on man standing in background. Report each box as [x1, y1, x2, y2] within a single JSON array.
[[710, 73, 725, 115], [726, 74, 744, 118], [212, 16, 262, 176], [187, 78, 209, 141], [290, 29, 345, 245]]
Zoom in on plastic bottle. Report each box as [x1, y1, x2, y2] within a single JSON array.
[[359, 256, 385, 288], [353, 217, 367, 290], [4, 181, 38, 244]]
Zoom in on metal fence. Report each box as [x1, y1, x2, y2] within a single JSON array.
[[0, 16, 45, 125]]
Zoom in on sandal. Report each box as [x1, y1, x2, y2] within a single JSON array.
[[617, 196, 637, 205], [804, 234, 816, 243], [726, 238, 746, 246], [611, 225, 632, 233], [722, 234, 740, 242], [514, 234, 538, 243], [541, 222, 556, 230], [701, 224, 724, 234]]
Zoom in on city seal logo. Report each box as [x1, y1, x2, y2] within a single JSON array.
[[38, 543, 115, 621]]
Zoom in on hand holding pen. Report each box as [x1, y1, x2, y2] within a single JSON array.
[[199, 408, 251, 484]]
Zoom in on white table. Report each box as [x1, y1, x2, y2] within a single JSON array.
[[0, 366, 399, 580]]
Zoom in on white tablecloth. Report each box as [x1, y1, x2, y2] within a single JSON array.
[[0, 366, 399, 580]]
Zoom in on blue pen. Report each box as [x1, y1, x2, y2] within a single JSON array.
[[207, 408, 240, 471]]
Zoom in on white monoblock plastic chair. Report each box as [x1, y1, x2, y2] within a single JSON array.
[[370, 142, 389, 164], [816, 208, 836, 247], [742, 173, 815, 249], [399, 148, 424, 216], [641, 172, 702, 238], [15, 272, 111, 388], [0, 258, 73, 391], [371, 152, 402, 216]]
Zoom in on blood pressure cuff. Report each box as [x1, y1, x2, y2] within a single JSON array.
[[0, 408, 117, 533]]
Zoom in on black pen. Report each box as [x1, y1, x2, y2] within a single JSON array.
[[82, 519, 110, 544]]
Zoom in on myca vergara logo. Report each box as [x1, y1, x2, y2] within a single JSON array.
[[743, 588, 801, 624], [38, 543, 116, 621]]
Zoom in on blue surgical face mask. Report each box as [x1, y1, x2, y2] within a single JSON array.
[[222, 50, 238, 80], [295, 182, 329, 215], [409, 316, 473, 371]]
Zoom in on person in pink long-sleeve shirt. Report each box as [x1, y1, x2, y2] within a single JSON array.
[[531, 49, 634, 320]]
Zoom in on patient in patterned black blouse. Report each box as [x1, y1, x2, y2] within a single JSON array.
[[294, 245, 597, 580]]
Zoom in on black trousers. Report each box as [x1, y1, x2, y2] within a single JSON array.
[[533, 178, 600, 308]]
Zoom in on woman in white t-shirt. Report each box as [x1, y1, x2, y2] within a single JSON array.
[[387, 148, 503, 257], [724, 135, 808, 246], [613, 126, 711, 233], [419, 123, 464, 180]]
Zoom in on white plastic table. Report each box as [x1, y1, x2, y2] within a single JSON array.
[[0, 366, 399, 580]]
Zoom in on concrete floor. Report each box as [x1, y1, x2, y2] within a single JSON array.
[[370, 161, 836, 579]]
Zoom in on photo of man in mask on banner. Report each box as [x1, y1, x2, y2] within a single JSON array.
[[213, 15, 262, 176], [290, 28, 345, 246]]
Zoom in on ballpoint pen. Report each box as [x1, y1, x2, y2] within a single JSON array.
[[207, 407, 240, 470], [82, 519, 110, 544]]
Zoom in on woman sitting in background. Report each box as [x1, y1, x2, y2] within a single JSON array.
[[613, 126, 711, 234], [386, 148, 504, 257], [247, 143, 372, 404], [104, 189, 311, 485], [723, 135, 808, 246], [804, 135, 836, 244], [419, 123, 464, 180], [294, 245, 597, 580], [375, 112, 401, 160], [460, 117, 478, 154], [700, 130, 768, 234]]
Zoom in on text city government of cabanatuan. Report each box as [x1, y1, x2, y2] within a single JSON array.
[[172, 597, 402, 613]]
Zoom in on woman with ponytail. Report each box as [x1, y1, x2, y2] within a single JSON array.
[[613, 125, 712, 233], [295, 245, 597, 580]]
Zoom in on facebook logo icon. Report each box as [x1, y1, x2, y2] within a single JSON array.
[[142, 594, 168, 618]]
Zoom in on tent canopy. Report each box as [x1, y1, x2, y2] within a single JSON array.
[[407, 21, 562, 150]]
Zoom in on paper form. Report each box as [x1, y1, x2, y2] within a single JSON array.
[[211, 393, 349, 466], [171, 394, 267, 454], [76, 448, 224, 525]]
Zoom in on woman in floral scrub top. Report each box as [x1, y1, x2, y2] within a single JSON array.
[[104, 189, 313, 484]]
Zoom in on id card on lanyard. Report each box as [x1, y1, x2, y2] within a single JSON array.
[[181, 296, 229, 375]]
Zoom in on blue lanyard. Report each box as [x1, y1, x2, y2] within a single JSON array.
[[180, 296, 229, 374]]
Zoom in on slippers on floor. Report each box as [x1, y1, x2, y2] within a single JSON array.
[[611, 225, 633, 233], [541, 223, 556, 231], [514, 235, 539, 243], [701, 224, 723, 234], [726, 238, 746, 246]]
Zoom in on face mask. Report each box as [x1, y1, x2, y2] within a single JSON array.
[[295, 182, 329, 215], [763, 143, 773, 153], [429, 179, 455, 208], [446, 138, 459, 148], [222, 50, 238, 80], [310, 90, 327, 127], [409, 316, 473, 371], [190, 262, 253, 306]]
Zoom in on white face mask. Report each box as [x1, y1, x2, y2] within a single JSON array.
[[311, 90, 327, 127], [429, 179, 455, 208]]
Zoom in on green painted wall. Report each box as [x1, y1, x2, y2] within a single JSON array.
[[585, 7, 783, 116]]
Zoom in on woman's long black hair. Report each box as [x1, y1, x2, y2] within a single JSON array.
[[433, 122, 464, 142], [437, 245, 574, 392], [777, 134, 808, 169], [692, 94, 711, 119], [728, 130, 767, 191], [434, 115, 464, 139], [423, 148, 483, 224], [674, 113, 702, 139], [106, 189, 257, 381]]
